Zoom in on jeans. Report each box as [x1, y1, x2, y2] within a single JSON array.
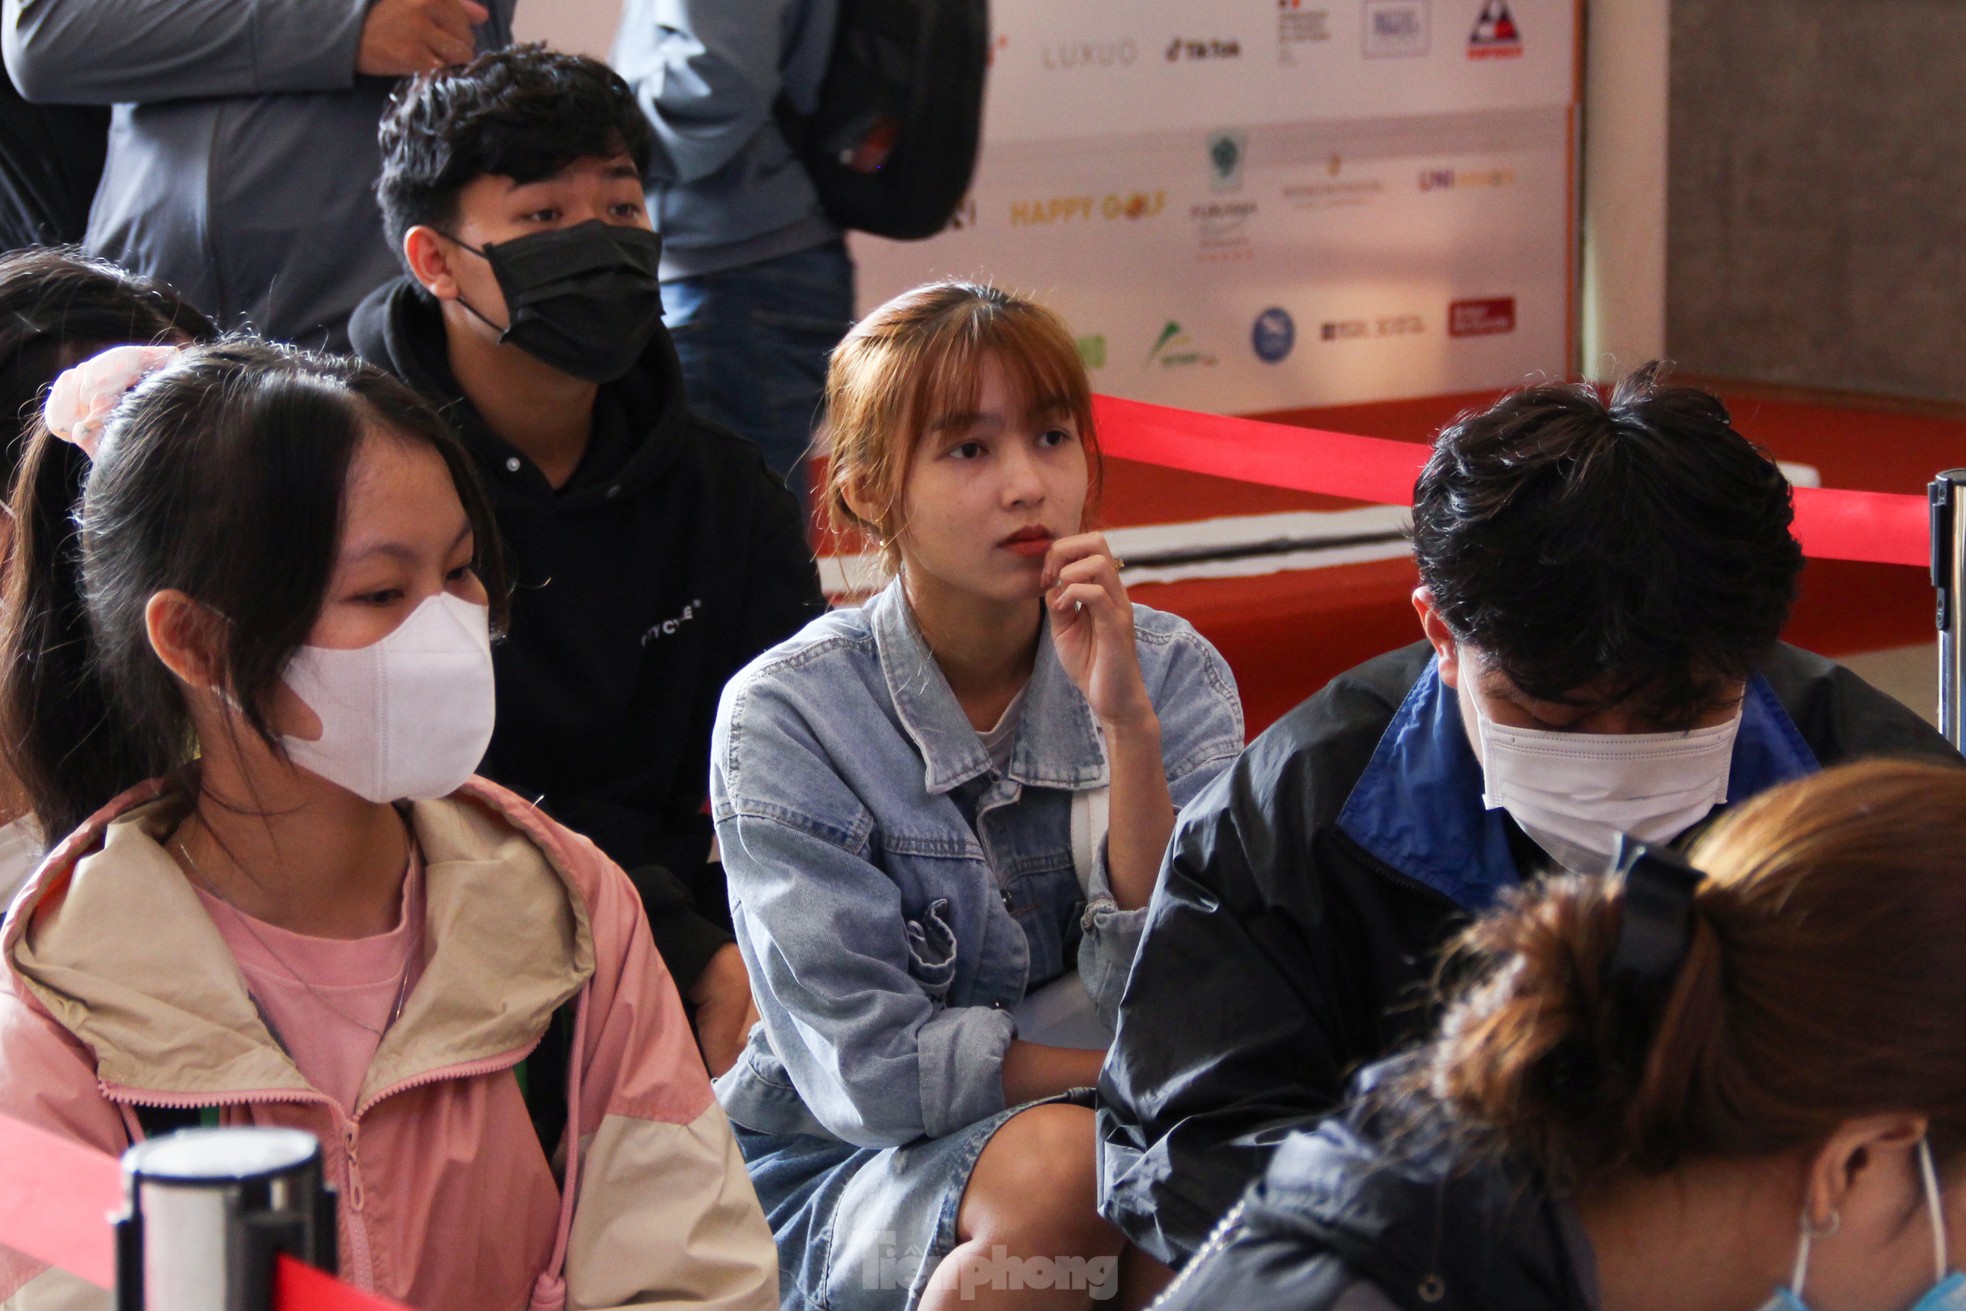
[[663, 238, 856, 502]]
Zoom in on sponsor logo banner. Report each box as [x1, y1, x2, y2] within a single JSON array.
[[1009, 191, 1167, 226], [1321, 313, 1426, 341], [1208, 130, 1249, 192], [1147, 321, 1219, 368], [1040, 38, 1140, 71], [1448, 296, 1517, 335], [1417, 165, 1517, 192], [1252, 308, 1297, 362], [1362, 0, 1431, 57], [1166, 36, 1244, 61], [1276, 1, 1333, 64], [1467, 0, 1523, 58]]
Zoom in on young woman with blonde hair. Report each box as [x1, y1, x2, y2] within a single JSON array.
[[709, 281, 1245, 1309]]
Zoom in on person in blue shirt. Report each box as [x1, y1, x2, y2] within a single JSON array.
[[1097, 365, 1962, 1270], [710, 281, 1245, 1310], [613, 0, 853, 501]]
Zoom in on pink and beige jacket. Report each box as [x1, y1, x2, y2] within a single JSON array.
[[0, 778, 777, 1311]]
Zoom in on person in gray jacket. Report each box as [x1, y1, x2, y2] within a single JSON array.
[[613, 0, 855, 500], [1, 0, 513, 349]]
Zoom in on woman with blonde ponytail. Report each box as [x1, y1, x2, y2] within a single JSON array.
[[1159, 758, 1966, 1311]]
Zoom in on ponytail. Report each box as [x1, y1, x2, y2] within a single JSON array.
[[1409, 759, 1966, 1186], [0, 424, 169, 840]]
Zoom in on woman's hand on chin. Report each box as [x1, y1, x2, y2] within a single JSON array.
[[1044, 533, 1154, 731]]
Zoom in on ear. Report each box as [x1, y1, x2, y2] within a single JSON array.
[[839, 477, 887, 541], [144, 589, 229, 692], [1804, 1114, 1930, 1229], [403, 225, 462, 301], [1412, 586, 1464, 688]]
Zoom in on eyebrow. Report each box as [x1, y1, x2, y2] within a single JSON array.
[[926, 396, 1075, 434], [345, 522, 473, 565]]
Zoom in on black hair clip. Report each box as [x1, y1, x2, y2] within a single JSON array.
[[1603, 836, 1708, 1054]]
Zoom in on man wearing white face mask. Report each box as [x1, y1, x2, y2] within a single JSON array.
[[1098, 362, 1963, 1270]]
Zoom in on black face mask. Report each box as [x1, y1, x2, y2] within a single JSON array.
[[452, 221, 664, 383]]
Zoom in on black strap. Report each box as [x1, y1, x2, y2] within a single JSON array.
[[1604, 836, 1707, 1057]]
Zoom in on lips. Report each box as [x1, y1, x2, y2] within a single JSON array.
[[998, 526, 1055, 558]]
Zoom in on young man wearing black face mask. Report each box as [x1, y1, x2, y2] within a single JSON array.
[[352, 45, 826, 1077]]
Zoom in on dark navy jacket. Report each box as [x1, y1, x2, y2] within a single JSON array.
[[1099, 640, 1959, 1267], [1157, 1063, 1597, 1311]]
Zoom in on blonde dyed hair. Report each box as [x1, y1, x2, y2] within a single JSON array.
[[824, 281, 1101, 571]]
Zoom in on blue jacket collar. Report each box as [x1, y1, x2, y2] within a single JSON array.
[[867, 580, 1108, 797], [1335, 659, 1819, 912]]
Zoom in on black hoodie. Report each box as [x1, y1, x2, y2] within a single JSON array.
[[350, 277, 826, 988], [1157, 1064, 1599, 1311]]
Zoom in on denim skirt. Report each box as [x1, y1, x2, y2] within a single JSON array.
[[736, 1090, 1090, 1311]]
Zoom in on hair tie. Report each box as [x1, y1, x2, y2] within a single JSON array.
[[42, 343, 181, 459], [1604, 836, 1708, 1058]]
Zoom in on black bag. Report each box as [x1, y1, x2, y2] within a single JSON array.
[[780, 0, 989, 241]]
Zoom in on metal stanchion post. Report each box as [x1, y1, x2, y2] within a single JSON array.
[[114, 1128, 337, 1311], [1932, 469, 1966, 750]]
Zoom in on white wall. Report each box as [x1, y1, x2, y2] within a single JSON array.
[[1579, 0, 1669, 378], [512, 0, 621, 58]]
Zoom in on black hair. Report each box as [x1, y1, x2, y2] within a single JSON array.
[[0, 247, 216, 492], [1411, 362, 1802, 725], [376, 43, 656, 263], [0, 339, 509, 841]]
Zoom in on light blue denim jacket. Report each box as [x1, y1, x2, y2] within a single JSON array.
[[711, 580, 1244, 1148]]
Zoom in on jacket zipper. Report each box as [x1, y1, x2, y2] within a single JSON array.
[[101, 1033, 545, 1294]]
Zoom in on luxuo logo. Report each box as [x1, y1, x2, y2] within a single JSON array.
[[1040, 38, 1139, 71], [1467, 0, 1522, 58]]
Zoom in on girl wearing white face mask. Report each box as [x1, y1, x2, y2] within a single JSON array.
[[1157, 758, 1966, 1311], [0, 342, 777, 1311]]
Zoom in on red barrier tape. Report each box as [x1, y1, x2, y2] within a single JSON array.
[[0, 1113, 411, 1311], [277, 1254, 414, 1311], [1091, 395, 1933, 569], [0, 1110, 120, 1288]]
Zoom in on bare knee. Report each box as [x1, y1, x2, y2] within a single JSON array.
[[957, 1104, 1110, 1252]]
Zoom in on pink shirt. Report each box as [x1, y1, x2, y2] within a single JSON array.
[[194, 852, 425, 1111]]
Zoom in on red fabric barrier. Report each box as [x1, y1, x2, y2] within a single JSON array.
[[0, 1111, 121, 1289], [0, 1113, 411, 1311], [1090, 394, 1932, 569]]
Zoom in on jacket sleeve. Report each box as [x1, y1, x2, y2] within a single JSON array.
[[714, 679, 1016, 1147], [613, 0, 790, 185], [2, 0, 370, 105], [560, 846, 777, 1311], [1079, 618, 1245, 1027], [0, 984, 125, 1309], [1096, 752, 1357, 1269]]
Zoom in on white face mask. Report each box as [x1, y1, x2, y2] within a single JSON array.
[[279, 593, 495, 803], [1460, 673, 1742, 875]]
